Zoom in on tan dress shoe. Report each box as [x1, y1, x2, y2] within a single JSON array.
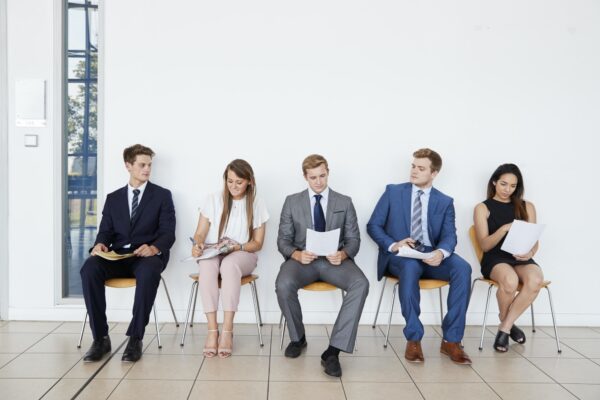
[[405, 340, 425, 362], [440, 340, 472, 365]]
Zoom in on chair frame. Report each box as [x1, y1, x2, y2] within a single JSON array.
[[371, 275, 447, 348], [467, 225, 561, 353], [278, 281, 346, 350], [77, 276, 179, 350], [180, 273, 264, 347]]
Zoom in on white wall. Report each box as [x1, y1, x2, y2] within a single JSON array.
[[5, 0, 600, 327]]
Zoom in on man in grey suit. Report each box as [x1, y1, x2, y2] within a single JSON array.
[[275, 154, 369, 377]]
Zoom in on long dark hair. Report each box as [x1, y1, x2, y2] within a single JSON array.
[[218, 159, 256, 240], [486, 163, 528, 221]]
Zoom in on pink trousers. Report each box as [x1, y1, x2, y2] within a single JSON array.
[[197, 251, 258, 312]]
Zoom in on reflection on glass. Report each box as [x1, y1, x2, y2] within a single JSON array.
[[64, 0, 99, 297]]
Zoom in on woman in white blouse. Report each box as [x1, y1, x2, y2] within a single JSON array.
[[191, 159, 269, 358]]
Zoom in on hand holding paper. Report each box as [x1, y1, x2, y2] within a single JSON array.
[[306, 228, 340, 256], [500, 220, 545, 256]]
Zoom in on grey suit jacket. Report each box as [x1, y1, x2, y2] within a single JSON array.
[[277, 188, 361, 260]]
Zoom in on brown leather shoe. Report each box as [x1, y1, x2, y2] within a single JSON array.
[[440, 341, 472, 365], [405, 340, 424, 363]]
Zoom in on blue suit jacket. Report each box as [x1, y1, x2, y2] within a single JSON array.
[[94, 181, 176, 265], [366, 182, 458, 280]]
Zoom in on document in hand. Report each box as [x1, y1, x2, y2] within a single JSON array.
[[500, 220, 545, 255], [181, 246, 226, 262], [396, 246, 436, 260], [306, 228, 341, 256], [95, 250, 135, 261]]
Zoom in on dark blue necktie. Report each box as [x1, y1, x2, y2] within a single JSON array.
[[314, 194, 326, 232], [131, 189, 140, 223]]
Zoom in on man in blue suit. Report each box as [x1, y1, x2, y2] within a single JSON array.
[[80, 144, 176, 363], [367, 148, 472, 364]]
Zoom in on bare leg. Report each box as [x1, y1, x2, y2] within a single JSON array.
[[205, 311, 219, 355], [489, 263, 519, 328], [498, 264, 543, 332]]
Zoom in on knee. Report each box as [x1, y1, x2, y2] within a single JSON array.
[[525, 275, 544, 293], [350, 276, 370, 298], [80, 257, 102, 280], [396, 260, 422, 280], [136, 260, 162, 285], [499, 275, 519, 294], [275, 274, 298, 297], [219, 260, 242, 279]]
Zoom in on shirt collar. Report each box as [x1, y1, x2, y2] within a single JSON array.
[[308, 186, 330, 201], [412, 184, 432, 196], [128, 181, 148, 195]]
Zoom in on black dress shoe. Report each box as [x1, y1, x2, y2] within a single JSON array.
[[121, 337, 143, 362], [284, 338, 307, 358], [83, 336, 111, 362], [321, 355, 342, 377]]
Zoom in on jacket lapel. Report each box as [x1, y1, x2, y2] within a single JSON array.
[[325, 189, 338, 231], [130, 182, 154, 228], [300, 189, 313, 229], [402, 185, 412, 234]]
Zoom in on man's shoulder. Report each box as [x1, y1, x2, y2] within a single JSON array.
[[431, 187, 453, 203], [285, 189, 308, 203], [384, 182, 411, 194], [329, 188, 353, 204], [147, 182, 172, 197]]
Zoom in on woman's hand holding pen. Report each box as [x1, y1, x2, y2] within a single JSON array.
[[190, 237, 204, 257]]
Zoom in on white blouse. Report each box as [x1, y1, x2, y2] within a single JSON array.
[[199, 191, 269, 244]]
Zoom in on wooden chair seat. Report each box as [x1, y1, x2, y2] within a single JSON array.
[[105, 278, 137, 288], [188, 273, 259, 288]]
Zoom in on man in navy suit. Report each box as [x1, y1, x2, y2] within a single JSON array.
[[367, 148, 472, 365], [80, 144, 176, 362]]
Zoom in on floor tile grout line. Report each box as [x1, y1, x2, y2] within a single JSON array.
[[266, 324, 272, 400], [383, 330, 426, 400], [66, 336, 128, 400], [185, 346, 207, 400]]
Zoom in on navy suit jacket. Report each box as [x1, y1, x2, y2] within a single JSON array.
[[94, 181, 176, 265], [366, 182, 457, 281]]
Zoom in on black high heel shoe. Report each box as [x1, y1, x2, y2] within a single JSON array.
[[509, 325, 526, 344], [494, 330, 510, 352]]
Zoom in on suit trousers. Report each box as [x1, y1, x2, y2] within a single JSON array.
[[197, 251, 258, 312], [387, 251, 471, 342], [275, 258, 369, 353], [80, 255, 164, 340]]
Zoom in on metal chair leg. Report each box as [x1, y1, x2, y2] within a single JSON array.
[[249, 281, 264, 347], [252, 280, 263, 327], [190, 283, 199, 327], [479, 284, 493, 350], [372, 277, 387, 328], [161, 277, 179, 327], [153, 304, 162, 349], [77, 312, 88, 348], [278, 313, 284, 330], [545, 286, 562, 353], [531, 303, 536, 332], [180, 281, 198, 347], [280, 315, 286, 350], [384, 282, 398, 348], [438, 287, 444, 325]]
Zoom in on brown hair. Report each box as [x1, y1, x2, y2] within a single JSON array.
[[218, 159, 257, 240], [302, 154, 329, 175], [486, 163, 529, 221], [123, 144, 155, 164], [413, 148, 442, 173]]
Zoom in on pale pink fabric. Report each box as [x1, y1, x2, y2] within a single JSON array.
[[197, 251, 258, 312]]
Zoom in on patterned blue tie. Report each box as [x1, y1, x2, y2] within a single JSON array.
[[131, 189, 140, 223], [411, 190, 424, 242], [314, 194, 326, 232]]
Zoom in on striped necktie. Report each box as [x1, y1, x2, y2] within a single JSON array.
[[411, 190, 424, 242], [131, 189, 140, 222]]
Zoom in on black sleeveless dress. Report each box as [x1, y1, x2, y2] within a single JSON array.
[[480, 198, 538, 279]]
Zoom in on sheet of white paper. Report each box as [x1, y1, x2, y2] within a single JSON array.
[[306, 228, 341, 256], [396, 246, 436, 260], [500, 220, 545, 255], [181, 247, 222, 262]]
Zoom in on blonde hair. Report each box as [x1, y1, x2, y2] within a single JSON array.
[[302, 154, 329, 175]]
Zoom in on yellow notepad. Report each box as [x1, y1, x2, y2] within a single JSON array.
[[95, 250, 135, 261]]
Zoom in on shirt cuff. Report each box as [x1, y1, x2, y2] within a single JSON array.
[[387, 243, 396, 253], [438, 249, 450, 259]]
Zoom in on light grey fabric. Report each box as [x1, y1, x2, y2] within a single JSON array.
[[277, 189, 361, 259], [275, 188, 368, 353]]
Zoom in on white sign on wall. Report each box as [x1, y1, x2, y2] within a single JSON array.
[[15, 79, 46, 127]]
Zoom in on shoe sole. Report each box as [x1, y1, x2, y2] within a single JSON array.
[[405, 357, 424, 363], [440, 349, 472, 365], [320, 359, 342, 377], [284, 342, 307, 358]]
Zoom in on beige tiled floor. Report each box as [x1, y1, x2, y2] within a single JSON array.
[[0, 321, 597, 399]]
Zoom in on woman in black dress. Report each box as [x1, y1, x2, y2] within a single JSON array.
[[473, 164, 544, 352]]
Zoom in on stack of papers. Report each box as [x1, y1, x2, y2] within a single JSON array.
[[500, 220, 545, 255], [95, 250, 135, 261]]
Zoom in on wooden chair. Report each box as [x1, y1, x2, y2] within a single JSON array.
[[77, 276, 179, 349], [279, 281, 346, 350], [371, 273, 449, 348], [180, 273, 263, 347], [468, 225, 561, 352]]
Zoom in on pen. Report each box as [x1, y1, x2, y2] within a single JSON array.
[[189, 237, 198, 246]]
